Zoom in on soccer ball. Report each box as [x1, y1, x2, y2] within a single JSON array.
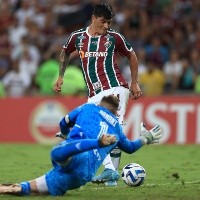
[[121, 163, 146, 187]]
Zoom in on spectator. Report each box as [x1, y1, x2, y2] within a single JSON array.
[[163, 50, 183, 93], [139, 60, 166, 96], [0, 0, 13, 32], [189, 48, 200, 75], [19, 47, 38, 79], [8, 16, 28, 46], [144, 35, 169, 69], [54, 0, 87, 31], [0, 0, 200, 97], [0, 29, 12, 62], [178, 59, 195, 92], [2, 58, 31, 97], [11, 35, 40, 66], [61, 65, 87, 96], [0, 57, 9, 79], [169, 28, 188, 58], [194, 73, 200, 94], [35, 56, 59, 96], [0, 81, 6, 98], [14, 0, 35, 26]]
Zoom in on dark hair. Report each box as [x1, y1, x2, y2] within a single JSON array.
[[101, 95, 119, 114], [93, 3, 114, 20]]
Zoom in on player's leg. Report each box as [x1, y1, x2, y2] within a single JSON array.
[[88, 90, 118, 185], [91, 154, 119, 185], [109, 86, 129, 171], [0, 184, 22, 195], [0, 177, 47, 196], [91, 87, 129, 186]]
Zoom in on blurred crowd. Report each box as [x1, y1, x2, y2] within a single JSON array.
[[0, 0, 200, 98]]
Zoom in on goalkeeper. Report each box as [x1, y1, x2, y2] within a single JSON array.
[[0, 95, 162, 196]]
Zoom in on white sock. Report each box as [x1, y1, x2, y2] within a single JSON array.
[[102, 155, 115, 171], [110, 147, 121, 171]]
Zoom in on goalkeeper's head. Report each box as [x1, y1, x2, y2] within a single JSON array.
[[100, 95, 119, 116]]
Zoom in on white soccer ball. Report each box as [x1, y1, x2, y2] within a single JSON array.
[[121, 163, 146, 187]]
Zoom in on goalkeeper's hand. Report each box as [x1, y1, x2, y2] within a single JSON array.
[[140, 122, 162, 145], [99, 134, 116, 147]]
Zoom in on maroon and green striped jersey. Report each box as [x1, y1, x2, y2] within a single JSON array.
[[63, 27, 133, 97]]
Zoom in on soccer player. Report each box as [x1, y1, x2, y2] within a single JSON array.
[[53, 2, 142, 186], [0, 95, 162, 196]]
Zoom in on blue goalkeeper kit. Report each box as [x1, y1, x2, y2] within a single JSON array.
[[37, 104, 143, 196]]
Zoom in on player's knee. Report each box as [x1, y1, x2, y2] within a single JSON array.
[[51, 147, 62, 163], [51, 146, 69, 164], [20, 181, 31, 196]]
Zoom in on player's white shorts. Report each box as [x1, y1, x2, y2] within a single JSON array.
[[87, 86, 130, 125], [35, 175, 49, 194]]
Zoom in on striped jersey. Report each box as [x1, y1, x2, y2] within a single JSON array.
[[63, 27, 133, 97]]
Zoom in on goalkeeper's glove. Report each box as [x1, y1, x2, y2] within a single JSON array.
[[140, 122, 162, 145]]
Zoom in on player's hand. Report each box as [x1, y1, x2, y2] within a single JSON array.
[[53, 77, 63, 92], [129, 82, 142, 100], [140, 122, 162, 145], [99, 134, 116, 147]]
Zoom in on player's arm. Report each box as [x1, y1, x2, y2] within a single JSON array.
[[52, 134, 116, 166], [54, 33, 76, 92], [117, 123, 162, 154], [116, 33, 142, 100], [53, 49, 70, 92], [127, 51, 142, 100], [59, 49, 70, 78]]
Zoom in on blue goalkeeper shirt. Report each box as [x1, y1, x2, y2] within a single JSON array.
[[45, 103, 143, 196]]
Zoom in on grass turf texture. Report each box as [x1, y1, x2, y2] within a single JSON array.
[[0, 144, 199, 200]]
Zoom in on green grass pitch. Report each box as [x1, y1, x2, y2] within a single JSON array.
[[0, 144, 199, 200]]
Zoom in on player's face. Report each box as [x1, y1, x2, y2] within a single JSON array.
[[92, 16, 112, 35]]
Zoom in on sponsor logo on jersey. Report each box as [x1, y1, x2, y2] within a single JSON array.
[[79, 50, 108, 58]]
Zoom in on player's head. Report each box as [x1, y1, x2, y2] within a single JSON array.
[[100, 95, 119, 115], [91, 3, 114, 35], [93, 3, 114, 20]]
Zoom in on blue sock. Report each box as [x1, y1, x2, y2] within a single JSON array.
[[20, 181, 31, 196], [51, 139, 100, 163]]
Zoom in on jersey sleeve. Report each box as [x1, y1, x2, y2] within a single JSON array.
[[63, 33, 76, 54], [68, 104, 95, 139], [68, 104, 86, 123], [117, 125, 144, 153], [115, 33, 133, 57]]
